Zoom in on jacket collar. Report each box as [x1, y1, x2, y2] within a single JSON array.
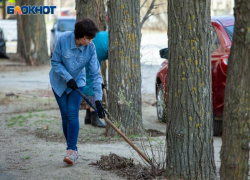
[[71, 32, 84, 51]]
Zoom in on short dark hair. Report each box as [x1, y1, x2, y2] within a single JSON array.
[[74, 18, 99, 39]]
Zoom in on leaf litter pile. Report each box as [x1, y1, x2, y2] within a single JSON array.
[[90, 153, 164, 180]]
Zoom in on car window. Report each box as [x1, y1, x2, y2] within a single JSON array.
[[224, 25, 234, 41], [211, 27, 219, 52], [58, 20, 76, 32]]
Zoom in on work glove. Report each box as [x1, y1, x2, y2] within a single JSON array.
[[95, 100, 106, 118], [67, 79, 78, 90], [102, 83, 106, 90]]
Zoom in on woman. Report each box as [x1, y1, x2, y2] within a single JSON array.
[[49, 18, 105, 165]]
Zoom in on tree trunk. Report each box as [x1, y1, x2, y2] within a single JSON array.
[[166, 0, 216, 179], [101, 60, 108, 86], [107, 0, 142, 136], [17, 0, 49, 66], [75, 0, 106, 31], [220, 1, 250, 179]]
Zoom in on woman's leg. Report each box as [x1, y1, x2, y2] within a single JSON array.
[[53, 90, 68, 141], [66, 87, 84, 151]]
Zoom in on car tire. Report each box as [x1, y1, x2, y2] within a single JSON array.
[[213, 112, 223, 136], [3, 44, 6, 54], [156, 83, 167, 122]]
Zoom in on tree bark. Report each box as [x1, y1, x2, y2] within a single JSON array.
[[220, 1, 250, 179], [17, 0, 49, 66], [75, 0, 106, 31], [107, 0, 142, 136], [166, 0, 216, 179]]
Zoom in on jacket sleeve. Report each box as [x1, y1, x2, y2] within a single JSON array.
[[51, 37, 72, 82], [88, 44, 103, 101]]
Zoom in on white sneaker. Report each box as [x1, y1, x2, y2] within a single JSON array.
[[63, 150, 78, 165]]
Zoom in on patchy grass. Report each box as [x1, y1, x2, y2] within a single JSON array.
[[25, 156, 30, 160], [113, 136, 121, 139], [36, 109, 43, 112], [128, 134, 141, 140], [33, 120, 51, 124], [6, 115, 28, 127], [5, 112, 51, 128], [100, 137, 106, 141], [28, 113, 39, 118]]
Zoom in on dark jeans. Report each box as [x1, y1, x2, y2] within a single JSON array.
[[53, 87, 84, 151]]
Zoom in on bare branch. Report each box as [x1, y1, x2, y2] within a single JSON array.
[[140, 0, 149, 10], [140, 0, 157, 29], [146, 12, 154, 19]]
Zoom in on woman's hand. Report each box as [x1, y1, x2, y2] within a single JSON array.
[[67, 79, 78, 90], [95, 101, 106, 118]]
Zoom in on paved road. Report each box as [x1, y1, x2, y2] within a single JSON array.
[[0, 60, 161, 95], [141, 64, 161, 94]]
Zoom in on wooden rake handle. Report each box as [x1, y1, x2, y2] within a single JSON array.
[[103, 117, 151, 165], [76, 89, 151, 165]]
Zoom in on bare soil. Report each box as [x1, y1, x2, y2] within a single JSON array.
[[90, 153, 165, 180], [0, 58, 166, 180]]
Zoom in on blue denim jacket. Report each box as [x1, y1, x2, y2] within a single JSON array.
[[49, 31, 103, 100]]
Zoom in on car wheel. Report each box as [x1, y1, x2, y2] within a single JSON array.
[[156, 83, 167, 122], [213, 112, 223, 136], [3, 44, 6, 54]]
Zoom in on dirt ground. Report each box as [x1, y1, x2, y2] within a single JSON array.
[[0, 57, 168, 180]]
